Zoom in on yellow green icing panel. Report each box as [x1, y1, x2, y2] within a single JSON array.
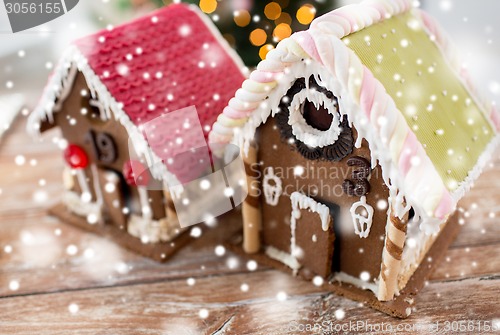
[[344, 12, 494, 192]]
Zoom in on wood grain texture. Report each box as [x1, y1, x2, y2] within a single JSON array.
[[0, 116, 499, 334]]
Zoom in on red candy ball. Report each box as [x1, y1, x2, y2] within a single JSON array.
[[123, 160, 150, 186], [64, 144, 89, 169]]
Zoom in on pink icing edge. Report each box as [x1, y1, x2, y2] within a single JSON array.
[[490, 106, 500, 131], [222, 106, 250, 119], [398, 132, 419, 176], [360, 68, 378, 118], [291, 31, 320, 62], [249, 71, 280, 83], [434, 189, 455, 219]]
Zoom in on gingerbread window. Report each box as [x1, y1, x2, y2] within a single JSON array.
[[276, 76, 354, 161]]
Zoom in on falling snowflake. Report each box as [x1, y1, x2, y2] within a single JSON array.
[[68, 303, 79, 314], [246, 260, 258, 271], [179, 24, 191, 37], [66, 244, 78, 256], [335, 308, 345, 320], [214, 245, 226, 257], [9, 280, 19, 291], [190, 227, 202, 238], [199, 309, 209, 319], [276, 291, 287, 301], [312, 276, 324, 287]]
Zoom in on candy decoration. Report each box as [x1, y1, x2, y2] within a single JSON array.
[[378, 201, 408, 301], [343, 156, 371, 197], [275, 78, 353, 162], [64, 144, 88, 169], [123, 160, 150, 186], [123, 160, 152, 222]]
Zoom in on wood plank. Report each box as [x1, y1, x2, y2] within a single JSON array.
[[0, 271, 498, 335], [0, 211, 256, 297], [431, 243, 500, 281]]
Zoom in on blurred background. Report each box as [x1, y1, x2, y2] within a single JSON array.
[[0, 0, 499, 133]]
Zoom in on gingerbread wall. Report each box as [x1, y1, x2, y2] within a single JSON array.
[[256, 112, 397, 283]]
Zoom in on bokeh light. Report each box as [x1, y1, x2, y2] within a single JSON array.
[[250, 28, 268, 46], [259, 44, 274, 59], [234, 10, 251, 27], [275, 12, 292, 25], [183, 0, 335, 66], [199, 0, 218, 14], [264, 2, 282, 20], [273, 23, 292, 41], [296, 4, 316, 25]]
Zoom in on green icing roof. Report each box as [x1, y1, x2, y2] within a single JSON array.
[[344, 12, 494, 192]]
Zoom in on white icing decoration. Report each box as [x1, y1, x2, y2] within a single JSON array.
[[263, 167, 282, 206], [127, 214, 185, 244], [331, 272, 378, 294], [89, 98, 110, 121], [90, 164, 104, 210], [265, 246, 301, 275], [138, 186, 153, 221], [349, 196, 374, 238], [288, 88, 341, 148], [290, 192, 331, 264], [53, 66, 77, 113], [62, 191, 101, 222], [75, 169, 91, 199]]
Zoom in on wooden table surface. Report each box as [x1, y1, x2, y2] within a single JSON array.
[[0, 115, 499, 335]]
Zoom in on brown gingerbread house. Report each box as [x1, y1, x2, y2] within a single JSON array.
[[28, 4, 245, 261], [209, 0, 500, 317]]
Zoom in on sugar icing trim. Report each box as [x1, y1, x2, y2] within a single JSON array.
[[290, 191, 331, 233], [263, 167, 282, 206], [288, 88, 342, 148], [137, 187, 153, 221], [350, 196, 374, 238], [127, 214, 184, 244], [265, 246, 301, 275], [331, 272, 378, 295], [62, 191, 101, 222], [90, 164, 104, 210]]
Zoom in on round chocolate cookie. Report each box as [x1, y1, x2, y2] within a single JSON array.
[[276, 76, 354, 162]]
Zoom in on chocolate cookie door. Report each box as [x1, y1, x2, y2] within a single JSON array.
[[290, 192, 335, 278]]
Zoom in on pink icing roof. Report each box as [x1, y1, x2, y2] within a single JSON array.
[[73, 3, 245, 137]]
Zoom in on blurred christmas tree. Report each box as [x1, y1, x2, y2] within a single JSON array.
[[181, 0, 339, 67], [106, 0, 339, 67]]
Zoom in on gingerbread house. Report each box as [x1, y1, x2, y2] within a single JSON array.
[[210, 0, 500, 317], [28, 4, 245, 261]]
